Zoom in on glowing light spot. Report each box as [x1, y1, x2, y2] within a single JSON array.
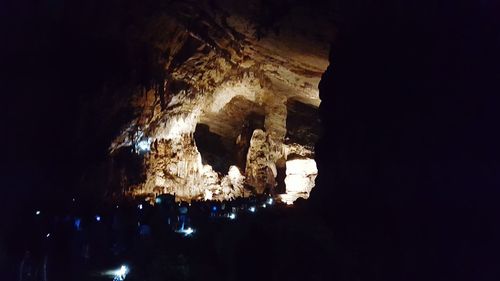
[[35, 210, 41, 215], [46, 233, 51, 238], [137, 140, 150, 151], [114, 265, 129, 281], [266, 198, 273, 205], [248, 206, 256, 213], [134, 131, 152, 153], [74, 218, 81, 231], [184, 227, 194, 235], [228, 213, 236, 220], [155, 197, 162, 204], [102, 264, 129, 280], [95, 215, 101, 222], [176, 227, 195, 237], [138, 204, 143, 210]]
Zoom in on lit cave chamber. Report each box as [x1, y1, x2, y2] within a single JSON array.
[[109, 2, 331, 204]]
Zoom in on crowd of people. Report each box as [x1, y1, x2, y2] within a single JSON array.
[[14, 194, 283, 281]]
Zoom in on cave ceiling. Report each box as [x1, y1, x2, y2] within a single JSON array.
[[109, 0, 333, 202]]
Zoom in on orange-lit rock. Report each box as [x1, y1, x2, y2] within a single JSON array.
[[110, 0, 330, 201]]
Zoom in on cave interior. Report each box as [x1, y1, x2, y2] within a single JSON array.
[[103, 0, 330, 203]]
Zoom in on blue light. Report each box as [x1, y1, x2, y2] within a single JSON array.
[[212, 206, 217, 212], [74, 218, 82, 231], [155, 197, 162, 204], [137, 140, 150, 151], [133, 131, 152, 154], [175, 226, 195, 237], [248, 206, 256, 213], [95, 215, 101, 222]]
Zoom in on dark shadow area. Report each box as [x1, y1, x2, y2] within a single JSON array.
[[285, 99, 321, 148], [312, 1, 500, 280], [194, 124, 231, 173]]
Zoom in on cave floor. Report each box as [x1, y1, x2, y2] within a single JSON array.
[[12, 199, 334, 281]]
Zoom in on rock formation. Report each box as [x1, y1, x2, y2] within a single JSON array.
[[108, 0, 331, 201]]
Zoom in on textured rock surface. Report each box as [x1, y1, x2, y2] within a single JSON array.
[[108, 0, 333, 201]]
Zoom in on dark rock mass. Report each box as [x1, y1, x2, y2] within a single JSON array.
[[312, 1, 500, 280]]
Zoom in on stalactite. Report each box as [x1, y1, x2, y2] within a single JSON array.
[[108, 0, 330, 201]]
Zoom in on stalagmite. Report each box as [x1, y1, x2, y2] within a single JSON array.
[[109, 1, 329, 201]]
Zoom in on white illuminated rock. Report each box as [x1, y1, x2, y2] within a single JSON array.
[[282, 158, 318, 203], [204, 189, 213, 201], [107, 1, 330, 201]]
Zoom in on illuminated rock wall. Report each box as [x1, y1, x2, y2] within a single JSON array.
[[245, 129, 276, 193], [109, 0, 331, 201], [280, 158, 318, 204]]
